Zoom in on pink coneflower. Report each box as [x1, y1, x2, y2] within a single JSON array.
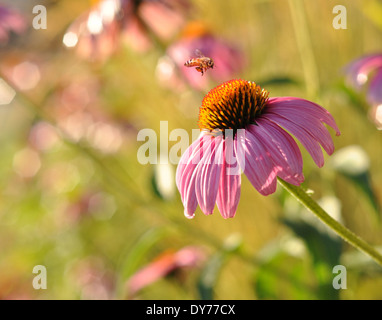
[[345, 53, 382, 129], [176, 79, 340, 219]]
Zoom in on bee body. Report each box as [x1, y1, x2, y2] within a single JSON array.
[[184, 50, 214, 76]]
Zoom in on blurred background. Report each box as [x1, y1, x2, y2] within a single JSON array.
[[0, 0, 381, 300]]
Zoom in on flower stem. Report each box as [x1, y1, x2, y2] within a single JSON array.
[[278, 177, 382, 267]]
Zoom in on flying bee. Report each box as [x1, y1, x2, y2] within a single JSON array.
[[184, 49, 214, 76]]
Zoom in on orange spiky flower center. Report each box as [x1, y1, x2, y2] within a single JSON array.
[[198, 79, 269, 136]]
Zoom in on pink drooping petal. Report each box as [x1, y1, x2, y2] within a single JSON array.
[[236, 129, 278, 195], [182, 174, 197, 218], [176, 132, 209, 218], [266, 105, 335, 155], [367, 69, 382, 106], [176, 132, 206, 193], [248, 121, 304, 185], [267, 97, 340, 136], [345, 54, 382, 89], [176, 136, 196, 191], [216, 135, 241, 218], [195, 135, 224, 215], [264, 112, 325, 167], [264, 97, 340, 167]]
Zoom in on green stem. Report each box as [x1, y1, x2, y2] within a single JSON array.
[[278, 177, 382, 267]]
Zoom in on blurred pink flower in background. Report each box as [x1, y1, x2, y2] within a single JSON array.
[[176, 80, 340, 219], [156, 22, 246, 91], [126, 246, 205, 298], [345, 53, 382, 129], [63, 0, 121, 61], [120, 0, 191, 52], [63, 0, 191, 60], [0, 5, 27, 45]]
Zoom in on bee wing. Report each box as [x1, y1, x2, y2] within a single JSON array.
[[195, 49, 205, 58]]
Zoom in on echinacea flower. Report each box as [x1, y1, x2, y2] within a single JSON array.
[[345, 53, 382, 129], [176, 79, 340, 219]]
